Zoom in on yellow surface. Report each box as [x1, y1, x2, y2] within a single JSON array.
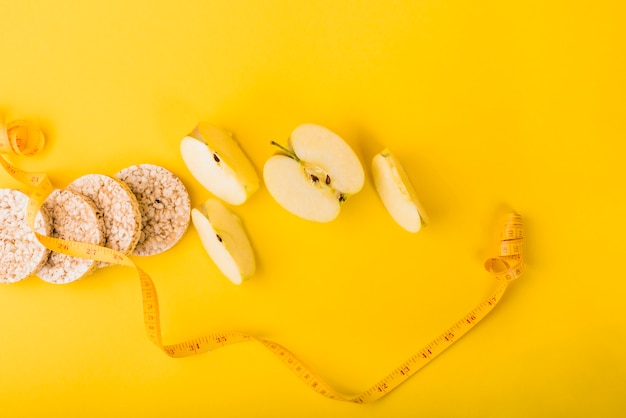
[[1, 0, 624, 416]]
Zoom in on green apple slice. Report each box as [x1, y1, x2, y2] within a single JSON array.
[[191, 198, 255, 285], [263, 123, 364, 222], [181, 123, 259, 205], [372, 148, 428, 233]]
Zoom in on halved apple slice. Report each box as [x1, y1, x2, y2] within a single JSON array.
[[372, 148, 428, 233], [263, 123, 364, 222], [191, 198, 255, 285], [181, 123, 259, 205]]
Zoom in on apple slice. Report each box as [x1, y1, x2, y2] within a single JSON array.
[[263, 123, 364, 222], [181, 123, 259, 205], [191, 198, 255, 285], [372, 148, 428, 233]]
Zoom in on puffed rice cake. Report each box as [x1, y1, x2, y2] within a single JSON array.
[[115, 164, 191, 256], [67, 174, 142, 266], [0, 189, 52, 283], [36, 189, 105, 284]]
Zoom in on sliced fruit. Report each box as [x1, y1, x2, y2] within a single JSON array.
[[181, 123, 259, 205], [263, 123, 364, 222], [372, 148, 427, 233], [191, 198, 255, 285]]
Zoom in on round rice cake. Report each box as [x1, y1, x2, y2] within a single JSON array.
[[115, 164, 191, 256], [66, 174, 142, 267], [36, 189, 105, 284], [0, 189, 52, 283]]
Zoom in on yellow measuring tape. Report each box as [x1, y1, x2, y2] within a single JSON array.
[[1, 119, 524, 403]]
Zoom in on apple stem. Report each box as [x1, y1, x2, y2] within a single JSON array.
[[270, 141, 299, 161]]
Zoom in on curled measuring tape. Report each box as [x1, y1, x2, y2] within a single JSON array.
[[1, 119, 524, 403], [0, 119, 45, 157]]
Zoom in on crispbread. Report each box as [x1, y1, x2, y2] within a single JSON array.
[[115, 164, 190, 256], [36, 189, 105, 284], [67, 174, 142, 266], [0, 189, 52, 283]]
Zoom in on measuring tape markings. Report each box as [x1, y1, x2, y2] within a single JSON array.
[[1, 119, 524, 403]]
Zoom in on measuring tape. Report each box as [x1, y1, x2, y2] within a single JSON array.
[[0, 118, 524, 403]]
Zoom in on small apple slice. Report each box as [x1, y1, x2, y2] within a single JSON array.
[[181, 123, 259, 205], [372, 148, 428, 233], [263, 123, 364, 222], [191, 198, 255, 285]]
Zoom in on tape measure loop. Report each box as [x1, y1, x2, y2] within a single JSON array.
[[0, 119, 45, 156], [485, 214, 525, 282]]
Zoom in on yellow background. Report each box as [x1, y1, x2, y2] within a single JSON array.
[[1, 1, 624, 417]]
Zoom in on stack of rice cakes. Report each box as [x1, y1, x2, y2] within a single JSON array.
[[0, 164, 190, 284]]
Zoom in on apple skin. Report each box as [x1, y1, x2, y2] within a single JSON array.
[[181, 123, 259, 205], [372, 148, 427, 233]]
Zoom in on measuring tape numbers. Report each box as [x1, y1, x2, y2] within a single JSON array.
[[0, 119, 525, 403]]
